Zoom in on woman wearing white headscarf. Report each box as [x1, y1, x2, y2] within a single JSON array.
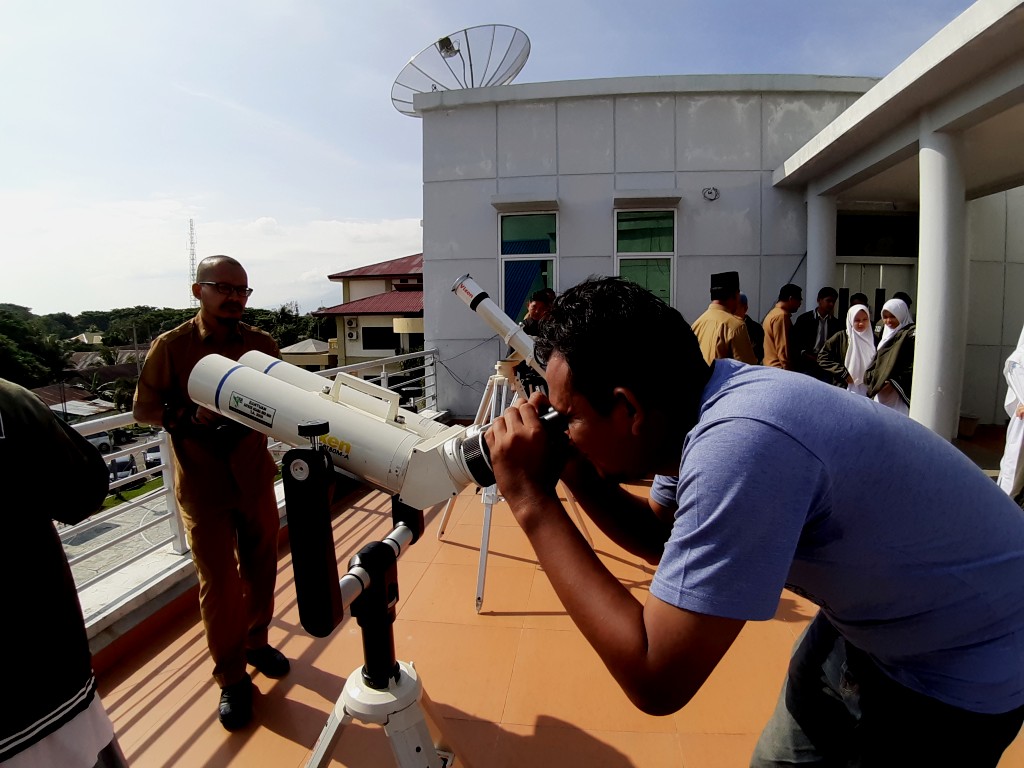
[[997, 323, 1024, 502], [865, 298, 915, 415], [817, 304, 877, 395]]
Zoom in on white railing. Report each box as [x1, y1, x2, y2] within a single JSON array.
[[65, 348, 441, 598], [68, 414, 187, 595], [320, 348, 440, 414]]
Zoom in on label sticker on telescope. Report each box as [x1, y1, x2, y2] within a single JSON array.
[[322, 435, 351, 460], [228, 391, 276, 428]]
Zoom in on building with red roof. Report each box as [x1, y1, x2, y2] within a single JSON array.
[[315, 253, 424, 366]]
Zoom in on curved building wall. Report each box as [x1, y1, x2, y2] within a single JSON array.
[[418, 75, 877, 417]]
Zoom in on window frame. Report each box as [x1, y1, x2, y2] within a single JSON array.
[[613, 208, 676, 305], [498, 211, 559, 323]]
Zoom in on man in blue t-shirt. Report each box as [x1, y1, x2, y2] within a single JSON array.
[[485, 276, 1024, 766]]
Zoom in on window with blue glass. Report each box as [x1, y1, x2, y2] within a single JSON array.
[[500, 214, 556, 322]]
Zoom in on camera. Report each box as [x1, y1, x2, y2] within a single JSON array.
[[453, 407, 568, 489]]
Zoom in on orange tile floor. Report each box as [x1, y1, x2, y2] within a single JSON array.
[[99, 481, 1024, 767]]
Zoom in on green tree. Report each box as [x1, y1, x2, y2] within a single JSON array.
[[0, 311, 70, 386], [77, 311, 113, 333], [0, 332, 48, 386], [98, 377, 137, 412], [0, 303, 34, 321], [36, 312, 79, 337]]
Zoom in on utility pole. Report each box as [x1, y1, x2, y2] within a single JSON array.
[[132, 323, 141, 377], [188, 219, 198, 308]]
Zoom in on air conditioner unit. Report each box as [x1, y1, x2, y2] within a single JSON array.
[[345, 318, 358, 328], [346, 330, 359, 341]]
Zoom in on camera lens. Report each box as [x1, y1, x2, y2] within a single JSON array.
[[456, 408, 567, 489]]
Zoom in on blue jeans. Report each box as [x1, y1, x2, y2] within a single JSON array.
[[750, 612, 1024, 767]]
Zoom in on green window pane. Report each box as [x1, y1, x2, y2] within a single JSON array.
[[619, 258, 671, 303], [501, 214, 556, 255], [616, 211, 673, 253], [504, 259, 553, 322]]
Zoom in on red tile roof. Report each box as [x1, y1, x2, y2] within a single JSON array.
[[327, 253, 422, 280], [314, 290, 423, 316]]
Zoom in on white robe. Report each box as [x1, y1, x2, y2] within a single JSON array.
[[997, 325, 1024, 496]]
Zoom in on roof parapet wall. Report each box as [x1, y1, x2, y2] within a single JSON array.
[[414, 74, 880, 112]]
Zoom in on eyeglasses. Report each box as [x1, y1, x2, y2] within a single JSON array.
[[197, 282, 253, 298]]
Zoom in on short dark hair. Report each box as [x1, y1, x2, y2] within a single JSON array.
[[778, 283, 802, 302], [850, 292, 869, 306], [530, 288, 556, 305], [534, 277, 707, 415], [892, 291, 913, 307], [816, 286, 838, 301]]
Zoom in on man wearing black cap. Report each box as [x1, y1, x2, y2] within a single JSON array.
[[691, 271, 757, 365]]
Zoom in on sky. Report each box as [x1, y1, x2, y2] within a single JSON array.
[[0, 0, 976, 317]]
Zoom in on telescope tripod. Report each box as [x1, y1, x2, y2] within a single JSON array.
[[435, 358, 592, 612], [284, 426, 467, 767]]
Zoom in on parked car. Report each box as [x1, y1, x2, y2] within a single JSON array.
[[110, 427, 137, 446], [109, 455, 144, 490], [143, 445, 162, 471], [87, 431, 112, 454], [109, 454, 137, 480]]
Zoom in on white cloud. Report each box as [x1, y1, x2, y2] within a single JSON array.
[[0, 188, 421, 316]]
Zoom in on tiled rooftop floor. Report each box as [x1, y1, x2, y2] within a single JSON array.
[[98, 455, 1024, 766]]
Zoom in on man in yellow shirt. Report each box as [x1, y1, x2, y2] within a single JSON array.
[[133, 255, 288, 731], [763, 283, 803, 370], [690, 271, 757, 365]]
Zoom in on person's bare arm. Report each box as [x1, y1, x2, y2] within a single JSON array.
[[559, 450, 673, 564], [487, 399, 744, 714]]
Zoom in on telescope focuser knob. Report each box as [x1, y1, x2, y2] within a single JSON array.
[[298, 419, 330, 450]]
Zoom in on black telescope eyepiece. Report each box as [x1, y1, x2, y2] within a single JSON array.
[[457, 407, 567, 489]]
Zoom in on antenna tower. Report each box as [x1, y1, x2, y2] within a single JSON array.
[[188, 219, 198, 307]]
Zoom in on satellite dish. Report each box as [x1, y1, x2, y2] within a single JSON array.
[[391, 24, 531, 117]]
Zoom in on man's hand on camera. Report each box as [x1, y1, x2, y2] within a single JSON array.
[[485, 391, 566, 511]]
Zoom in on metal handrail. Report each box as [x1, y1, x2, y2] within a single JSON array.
[[65, 349, 441, 600], [64, 348, 440, 618], [66, 510, 172, 567]]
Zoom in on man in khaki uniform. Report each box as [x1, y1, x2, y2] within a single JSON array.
[[763, 283, 803, 370], [133, 255, 288, 731], [691, 271, 757, 365]]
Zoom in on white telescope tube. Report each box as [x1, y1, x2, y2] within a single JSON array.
[[238, 351, 448, 439], [188, 354, 471, 509], [451, 274, 545, 379]]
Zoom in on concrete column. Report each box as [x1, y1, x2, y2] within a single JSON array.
[[806, 193, 837, 304], [910, 129, 967, 439]]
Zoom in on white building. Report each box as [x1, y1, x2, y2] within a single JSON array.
[[417, 0, 1024, 436]]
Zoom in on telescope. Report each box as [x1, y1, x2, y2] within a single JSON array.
[[185, 276, 561, 767], [450, 273, 545, 379], [187, 274, 557, 510]]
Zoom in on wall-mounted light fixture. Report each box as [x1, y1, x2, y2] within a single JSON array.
[[702, 187, 720, 201]]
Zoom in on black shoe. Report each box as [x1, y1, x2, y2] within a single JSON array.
[[246, 645, 290, 678], [218, 674, 253, 731]]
